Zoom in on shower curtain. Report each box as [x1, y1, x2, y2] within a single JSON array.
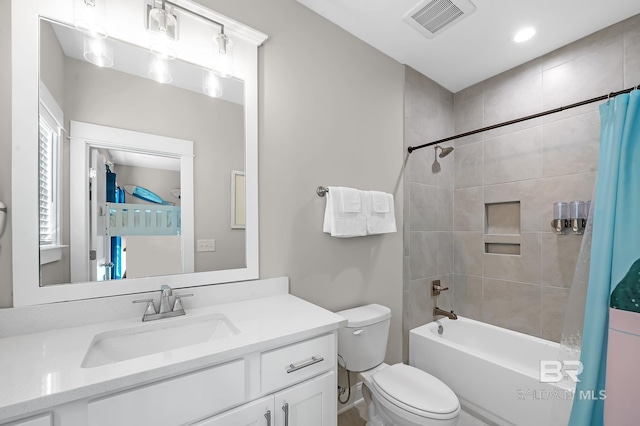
[[550, 194, 594, 425], [565, 90, 640, 426]]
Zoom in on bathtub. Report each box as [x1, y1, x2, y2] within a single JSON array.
[[409, 317, 575, 426]]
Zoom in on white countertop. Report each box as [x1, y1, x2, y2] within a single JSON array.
[[0, 293, 347, 422]]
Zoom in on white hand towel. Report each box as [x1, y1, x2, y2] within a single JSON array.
[[322, 189, 334, 234], [322, 186, 367, 237], [365, 191, 397, 235], [341, 187, 362, 213], [371, 191, 390, 213]]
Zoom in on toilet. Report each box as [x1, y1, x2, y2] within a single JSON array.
[[336, 304, 460, 426]]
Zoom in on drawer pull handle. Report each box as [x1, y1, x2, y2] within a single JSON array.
[[286, 355, 324, 373], [265, 409, 271, 426]]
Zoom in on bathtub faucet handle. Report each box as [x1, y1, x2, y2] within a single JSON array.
[[432, 280, 449, 296]]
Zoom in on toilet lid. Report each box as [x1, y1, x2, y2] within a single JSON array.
[[372, 364, 459, 416]]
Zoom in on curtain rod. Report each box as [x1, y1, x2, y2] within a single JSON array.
[[407, 84, 640, 154]]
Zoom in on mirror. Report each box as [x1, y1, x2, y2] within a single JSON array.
[[12, 0, 266, 306], [39, 20, 245, 285]]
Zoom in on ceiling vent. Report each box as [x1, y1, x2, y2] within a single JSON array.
[[403, 0, 476, 39]]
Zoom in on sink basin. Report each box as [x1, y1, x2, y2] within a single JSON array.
[[81, 313, 240, 368]]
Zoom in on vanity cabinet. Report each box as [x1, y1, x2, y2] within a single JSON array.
[[0, 332, 337, 426], [194, 333, 337, 426], [194, 372, 335, 426]]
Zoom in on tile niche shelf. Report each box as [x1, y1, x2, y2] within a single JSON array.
[[484, 201, 521, 255]]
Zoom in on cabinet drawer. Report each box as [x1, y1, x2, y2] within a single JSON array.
[[261, 334, 336, 394], [88, 359, 245, 426], [5, 414, 51, 426]]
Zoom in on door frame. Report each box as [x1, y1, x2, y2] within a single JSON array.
[[70, 121, 195, 283]]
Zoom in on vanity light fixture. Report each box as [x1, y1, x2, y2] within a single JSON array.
[[513, 27, 536, 43], [145, 0, 235, 85], [74, 0, 108, 39]]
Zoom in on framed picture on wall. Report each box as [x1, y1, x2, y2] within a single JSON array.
[[231, 170, 246, 229]]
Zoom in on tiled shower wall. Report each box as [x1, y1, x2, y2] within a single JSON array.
[[402, 67, 454, 358], [451, 15, 640, 342], [404, 14, 640, 352]]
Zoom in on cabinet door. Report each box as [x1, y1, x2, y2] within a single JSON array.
[[273, 371, 336, 426], [192, 396, 273, 426]]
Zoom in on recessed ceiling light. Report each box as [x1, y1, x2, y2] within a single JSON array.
[[514, 27, 536, 43]]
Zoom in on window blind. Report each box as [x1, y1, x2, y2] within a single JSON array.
[[38, 117, 57, 246]]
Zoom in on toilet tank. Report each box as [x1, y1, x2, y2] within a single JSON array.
[[336, 304, 391, 372]]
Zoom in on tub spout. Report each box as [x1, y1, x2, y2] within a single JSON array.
[[434, 306, 457, 320]]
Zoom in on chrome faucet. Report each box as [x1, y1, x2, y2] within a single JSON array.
[[133, 285, 193, 322], [433, 306, 458, 320], [159, 285, 173, 314]]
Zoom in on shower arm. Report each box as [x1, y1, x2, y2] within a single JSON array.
[[407, 83, 640, 154]]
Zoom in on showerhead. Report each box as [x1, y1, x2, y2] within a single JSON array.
[[435, 145, 454, 158]]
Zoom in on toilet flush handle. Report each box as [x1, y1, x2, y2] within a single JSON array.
[[353, 329, 364, 335]]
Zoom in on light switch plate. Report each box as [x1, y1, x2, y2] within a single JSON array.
[[197, 239, 216, 252]]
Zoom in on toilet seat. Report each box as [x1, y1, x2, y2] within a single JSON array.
[[372, 364, 459, 420]]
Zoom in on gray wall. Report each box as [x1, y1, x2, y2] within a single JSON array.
[[39, 21, 64, 107], [116, 165, 181, 209], [201, 0, 406, 365], [0, 0, 11, 307]]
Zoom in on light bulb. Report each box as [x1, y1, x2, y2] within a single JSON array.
[[148, 54, 172, 84], [513, 27, 536, 43], [203, 70, 223, 98], [83, 35, 113, 68]]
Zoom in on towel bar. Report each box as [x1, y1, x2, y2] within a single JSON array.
[[316, 186, 329, 197]]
